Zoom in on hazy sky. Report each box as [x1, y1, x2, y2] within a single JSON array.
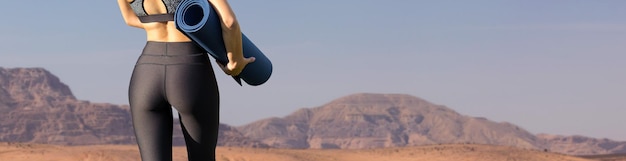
[[1, 1, 625, 141]]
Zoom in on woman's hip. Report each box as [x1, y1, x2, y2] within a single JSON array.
[[136, 41, 210, 65]]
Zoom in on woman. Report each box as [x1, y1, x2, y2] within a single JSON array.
[[117, 0, 254, 160]]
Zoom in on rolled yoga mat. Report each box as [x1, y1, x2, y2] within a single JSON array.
[[175, 0, 272, 86]]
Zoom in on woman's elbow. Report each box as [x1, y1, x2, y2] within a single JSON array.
[[125, 22, 138, 28], [221, 18, 240, 31], [125, 20, 143, 28], [125, 21, 134, 27]]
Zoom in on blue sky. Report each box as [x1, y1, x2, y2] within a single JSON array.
[[1, 1, 625, 141]]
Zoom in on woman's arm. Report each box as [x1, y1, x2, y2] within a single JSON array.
[[209, 0, 255, 76], [117, 0, 143, 28]]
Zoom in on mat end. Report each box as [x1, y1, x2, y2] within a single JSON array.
[[232, 76, 242, 86]]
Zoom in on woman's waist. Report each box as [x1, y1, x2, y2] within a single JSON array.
[[143, 22, 192, 42], [137, 41, 209, 65], [145, 33, 191, 42], [142, 41, 205, 55], [136, 51, 209, 65]]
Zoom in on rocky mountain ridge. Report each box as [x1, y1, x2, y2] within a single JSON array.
[[1, 67, 624, 155], [237, 93, 539, 149], [236, 93, 626, 155], [537, 134, 626, 155], [0, 67, 267, 147]]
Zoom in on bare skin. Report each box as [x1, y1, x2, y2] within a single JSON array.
[[117, 0, 254, 76]]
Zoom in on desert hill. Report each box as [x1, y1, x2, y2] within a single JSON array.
[[238, 93, 540, 150], [538, 134, 626, 155], [237, 93, 626, 155], [0, 67, 134, 145], [1, 67, 626, 156], [0, 142, 596, 161], [0, 67, 266, 147]]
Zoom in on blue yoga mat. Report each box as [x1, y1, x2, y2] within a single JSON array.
[[175, 0, 272, 86]]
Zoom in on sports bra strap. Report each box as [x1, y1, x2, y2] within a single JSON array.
[[138, 14, 175, 23]]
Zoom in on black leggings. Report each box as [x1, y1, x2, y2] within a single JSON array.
[[129, 41, 219, 161]]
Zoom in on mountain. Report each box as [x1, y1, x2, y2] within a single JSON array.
[[2, 67, 625, 155], [0, 67, 133, 145], [237, 93, 626, 155], [237, 93, 540, 149], [538, 134, 626, 155], [0, 67, 267, 147]]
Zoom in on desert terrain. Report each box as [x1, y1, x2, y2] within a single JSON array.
[[2, 68, 626, 161], [1, 142, 617, 161]]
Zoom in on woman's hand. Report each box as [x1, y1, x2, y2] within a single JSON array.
[[210, 0, 253, 76], [217, 57, 255, 76]]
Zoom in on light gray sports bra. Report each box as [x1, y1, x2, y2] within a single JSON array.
[[130, 0, 182, 23]]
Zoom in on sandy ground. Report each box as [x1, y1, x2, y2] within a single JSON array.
[[0, 142, 620, 161], [579, 153, 626, 161]]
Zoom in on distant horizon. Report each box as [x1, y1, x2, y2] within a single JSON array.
[[1, 1, 625, 141], [0, 143, 606, 161], [1, 66, 622, 143]]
